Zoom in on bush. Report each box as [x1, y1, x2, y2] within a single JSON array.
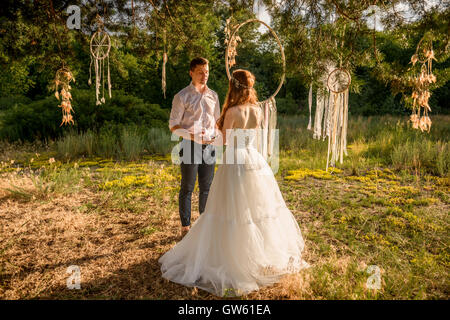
[[276, 94, 300, 114], [0, 89, 169, 142], [0, 96, 61, 142], [0, 95, 32, 110]]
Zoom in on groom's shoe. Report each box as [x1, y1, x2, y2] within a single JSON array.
[[181, 226, 190, 238]]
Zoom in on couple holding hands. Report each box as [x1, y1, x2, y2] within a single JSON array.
[[159, 57, 309, 297]]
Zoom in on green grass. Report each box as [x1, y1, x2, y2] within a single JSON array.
[[3, 114, 445, 177], [0, 115, 448, 299], [279, 166, 449, 299], [281, 115, 449, 175], [54, 125, 175, 161]]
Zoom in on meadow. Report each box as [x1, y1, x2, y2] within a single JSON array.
[[0, 115, 448, 299]]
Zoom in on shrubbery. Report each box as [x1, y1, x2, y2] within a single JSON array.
[[276, 94, 300, 114], [0, 95, 32, 110], [0, 89, 169, 142]]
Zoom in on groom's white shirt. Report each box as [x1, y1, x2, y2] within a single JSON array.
[[169, 82, 221, 141]]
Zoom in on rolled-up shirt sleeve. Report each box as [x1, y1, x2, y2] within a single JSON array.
[[169, 93, 184, 130]]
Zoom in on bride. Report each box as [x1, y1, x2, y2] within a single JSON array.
[[158, 69, 310, 297]]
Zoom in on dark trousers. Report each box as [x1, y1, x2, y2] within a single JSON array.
[[179, 139, 216, 227]]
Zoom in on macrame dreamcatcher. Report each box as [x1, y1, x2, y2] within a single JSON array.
[[54, 66, 76, 126], [88, 15, 112, 105], [258, 97, 278, 160], [312, 62, 336, 140], [225, 18, 285, 161], [324, 68, 351, 171], [409, 38, 437, 132]]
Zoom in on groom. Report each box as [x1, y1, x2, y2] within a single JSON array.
[[169, 57, 220, 238]]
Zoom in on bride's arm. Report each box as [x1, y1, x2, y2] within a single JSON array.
[[210, 108, 235, 146], [210, 123, 223, 146], [220, 108, 235, 146]]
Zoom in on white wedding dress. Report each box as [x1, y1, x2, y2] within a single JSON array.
[[159, 128, 310, 297]]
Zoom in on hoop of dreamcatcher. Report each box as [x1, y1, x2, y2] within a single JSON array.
[[327, 67, 351, 94], [225, 18, 285, 103], [224, 18, 285, 161], [88, 15, 112, 105], [90, 29, 111, 60], [411, 37, 435, 66]]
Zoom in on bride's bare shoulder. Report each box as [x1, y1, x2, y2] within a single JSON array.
[[234, 103, 260, 111], [236, 102, 258, 107]]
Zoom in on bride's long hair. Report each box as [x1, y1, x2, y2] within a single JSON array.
[[216, 69, 258, 131]]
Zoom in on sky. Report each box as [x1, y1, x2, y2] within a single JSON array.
[[93, 0, 446, 34], [254, 1, 272, 33], [252, 0, 444, 32]]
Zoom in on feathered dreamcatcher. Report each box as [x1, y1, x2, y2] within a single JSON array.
[[47, 1, 76, 126], [225, 18, 285, 162], [409, 37, 437, 132], [224, 17, 242, 69], [54, 66, 76, 126], [88, 15, 112, 105]]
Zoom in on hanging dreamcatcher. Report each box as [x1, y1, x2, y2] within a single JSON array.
[[225, 18, 285, 161], [162, 29, 168, 99], [53, 66, 76, 126], [47, 2, 75, 126], [88, 15, 112, 105], [224, 17, 242, 69], [324, 67, 351, 171], [312, 61, 336, 140], [409, 37, 436, 132]]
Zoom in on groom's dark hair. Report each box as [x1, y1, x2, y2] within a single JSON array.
[[190, 57, 209, 71]]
